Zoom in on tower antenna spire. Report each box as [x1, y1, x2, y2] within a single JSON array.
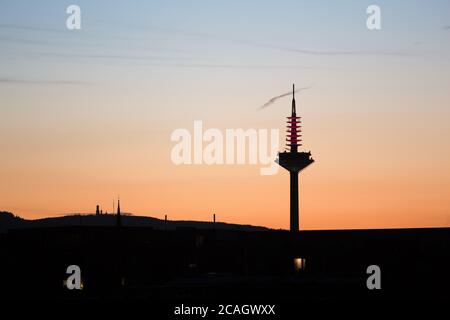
[[291, 83, 296, 115]]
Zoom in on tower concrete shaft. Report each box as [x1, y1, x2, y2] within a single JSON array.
[[290, 171, 299, 231]]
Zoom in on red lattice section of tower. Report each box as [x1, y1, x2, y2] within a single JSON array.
[[286, 115, 302, 152]]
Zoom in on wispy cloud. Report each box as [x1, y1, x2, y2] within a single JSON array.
[[444, 25, 450, 30], [35, 52, 202, 62], [28, 52, 317, 69], [255, 44, 409, 56], [218, 38, 409, 57], [0, 23, 64, 33], [260, 86, 312, 110], [0, 35, 57, 46], [0, 78, 89, 85], [149, 63, 315, 69], [1, 22, 410, 57], [112, 22, 409, 57]]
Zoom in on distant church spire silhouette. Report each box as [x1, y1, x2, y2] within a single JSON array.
[[277, 84, 314, 231], [116, 197, 122, 227]]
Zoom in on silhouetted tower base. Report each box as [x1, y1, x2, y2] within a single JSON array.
[[278, 152, 313, 231], [277, 84, 314, 232]]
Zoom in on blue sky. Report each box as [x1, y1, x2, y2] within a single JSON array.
[[1, 0, 449, 130]]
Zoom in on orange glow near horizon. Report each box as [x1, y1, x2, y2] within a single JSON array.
[[1, 110, 450, 230], [1, 2, 450, 230], [2, 84, 450, 230], [2, 86, 450, 230]]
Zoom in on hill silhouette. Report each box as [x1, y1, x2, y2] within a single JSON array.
[[0, 211, 270, 233]]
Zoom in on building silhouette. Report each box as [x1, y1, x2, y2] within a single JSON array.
[[1, 220, 449, 301], [116, 198, 121, 227], [278, 84, 314, 231]]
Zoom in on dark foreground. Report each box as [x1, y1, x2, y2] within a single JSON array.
[[1, 225, 449, 305]]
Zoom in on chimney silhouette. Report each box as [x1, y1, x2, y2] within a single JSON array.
[[96, 205, 100, 216], [277, 84, 314, 231]]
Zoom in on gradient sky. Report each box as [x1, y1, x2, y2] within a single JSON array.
[[1, 0, 450, 229]]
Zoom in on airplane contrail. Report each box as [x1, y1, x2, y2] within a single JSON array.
[[259, 86, 311, 110]]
